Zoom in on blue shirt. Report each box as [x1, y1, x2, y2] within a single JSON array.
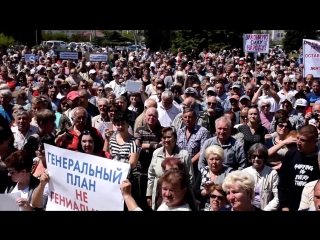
[[306, 92, 320, 107], [0, 107, 10, 124]]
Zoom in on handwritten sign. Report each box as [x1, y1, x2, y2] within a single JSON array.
[[243, 34, 269, 53], [303, 39, 320, 78], [44, 144, 130, 211], [0, 192, 20, 211], [59, 52, 79, 60], [25, 54, 36, 62]]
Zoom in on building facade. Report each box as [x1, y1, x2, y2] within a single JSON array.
[[262, 30, 285, 42]]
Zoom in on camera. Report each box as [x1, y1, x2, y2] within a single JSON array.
[[311, 113, 319, 120]]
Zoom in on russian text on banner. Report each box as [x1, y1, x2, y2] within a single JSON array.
[[243, 34, 269, 53], [44, 144, 130, 211], [303, 39, 320, 78]]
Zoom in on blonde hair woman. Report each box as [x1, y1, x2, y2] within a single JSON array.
[[194, 145, 233, 210], [220, 170, 262, 211]]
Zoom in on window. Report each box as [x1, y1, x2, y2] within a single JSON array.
[[277, 33, 280, 37], [280, 33, 283, 37]]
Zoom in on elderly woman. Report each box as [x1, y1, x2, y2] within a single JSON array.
[[147, 127, 194, 210], [220, 170, 263, 211], [242, 143, 280, 211], [259, 99, 274, 133], [266, 118, 296, 169], [4, 150, 41, 211], [121, 168, 193, 211], [238, 107, 268, 161], [145, 76, 161, 97], [194, 145, 233, 210], [203, 184, 228, 211]]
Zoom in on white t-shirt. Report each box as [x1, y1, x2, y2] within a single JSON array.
[[133, 202, 192, 211], [11, 184, 29, 211]]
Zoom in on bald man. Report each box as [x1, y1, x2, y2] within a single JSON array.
[[134, 98, 157, 132]]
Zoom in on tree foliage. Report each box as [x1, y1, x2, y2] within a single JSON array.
[[169, 30, 253, 53], [69, 34, 89, 42], [41, 31, 69, 42], [144, 30, 171, 52], [282, 30, 320, 51], [0, 33, 15, 48], [99, 30, 131, 46]]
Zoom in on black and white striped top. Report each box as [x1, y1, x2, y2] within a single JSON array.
[[109, 134, 141, 178]]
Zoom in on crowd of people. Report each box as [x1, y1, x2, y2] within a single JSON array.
[[0, 44, 320, 211]]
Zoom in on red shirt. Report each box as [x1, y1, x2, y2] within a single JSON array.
[[0, 76, 15, 91], [61, 126, 103, 151]]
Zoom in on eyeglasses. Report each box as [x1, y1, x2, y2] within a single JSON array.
[[48, 85, 57, 89], [261, 105, 270, 108], [278, 123, 289, 129], [207, 102, 217, 106], [241, 115, 248, 119], [283, 82, 290, 85], [98, 89, 103, 91], [210, 194, 224, 201], [251, 155, 263, 159]]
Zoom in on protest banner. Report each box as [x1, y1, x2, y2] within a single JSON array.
[[25, 54, 36, 62], [0, 192, 20, 211], [59, 52, 79, 60], [243, 34, 269, 53], [303, 39, 320, 78], [44, 144, 130, 211], [85, 53, 108, 62]]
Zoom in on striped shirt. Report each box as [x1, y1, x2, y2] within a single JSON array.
[[177, 125, 210, 159], [109, 134, 141, 178]]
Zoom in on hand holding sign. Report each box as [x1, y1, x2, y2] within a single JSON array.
[[120, 179, 132, 197]]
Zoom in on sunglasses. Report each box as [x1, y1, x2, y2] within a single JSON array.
[[283, 82, 291, 85], [207, 102, 217, 106], [278, 123, 289, 129], [251, 154, 263, 159], [48, 85, 57, 89], [82, 130, 90, 135], [210, 194, 224, 201], [241, 115, 248, 119]]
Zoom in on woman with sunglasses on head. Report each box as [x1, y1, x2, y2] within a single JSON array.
[[77, 128, 111, 158], [242, 143, 279, 211], [266, 118, 297, 170]]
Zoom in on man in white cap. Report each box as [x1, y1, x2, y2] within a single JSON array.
[[295, 98, 308, 115]]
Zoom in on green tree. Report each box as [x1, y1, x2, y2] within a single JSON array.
[[0, 33, 15, 47], [144, 30, 171, 52], [121, 31, 134, 43], [101, 30, 130, 46], [282, 30, 320, 51], [41, 31, 69, 42], [170, 30, 253, 53], [69, 34, 89, 42], [91, 36, 104, 46]]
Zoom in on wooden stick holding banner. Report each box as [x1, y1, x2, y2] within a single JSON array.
[[44, 144, 130, 211]]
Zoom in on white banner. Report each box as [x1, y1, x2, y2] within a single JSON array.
[[44, 144, 130, 211], [0, 192, 20, 211], [89, 54, 108, 62], [25, 54, 36, 62], [303, 39, 320, 77], [243, 34, 269, 53], [59, 52, 78, 60]]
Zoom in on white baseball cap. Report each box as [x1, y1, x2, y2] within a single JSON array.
[[89, 69, 96, 75], [295, 98, 308, 107]]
